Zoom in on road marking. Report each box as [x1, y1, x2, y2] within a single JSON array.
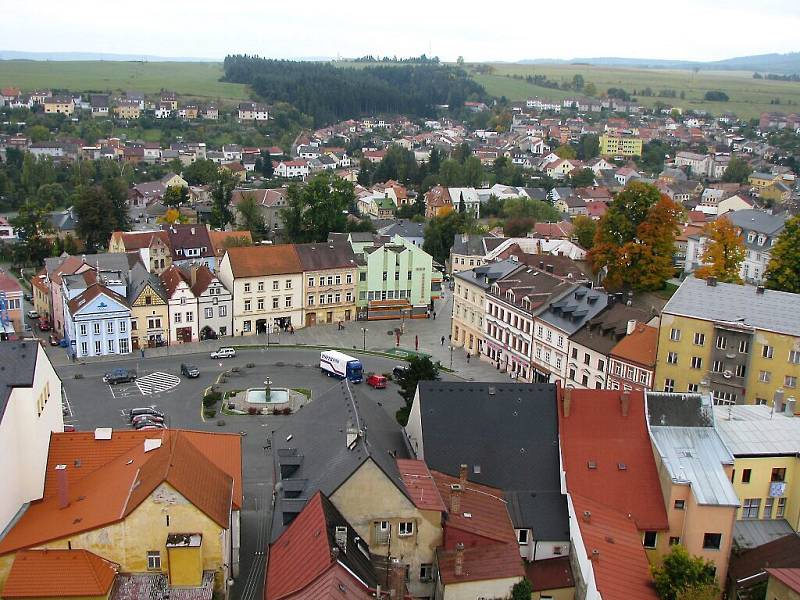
[[107, 384, 116, 399], [61, 388, 73, 417], [136, 372, 181, 396]]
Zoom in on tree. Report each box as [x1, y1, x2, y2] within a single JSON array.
[[578, 134, 600, 160], [695, 218, 745, 283], [236, 192, 268, 241], [280, 171, 354, 243], [502, 197, 561, 223], [651, 545, 718, 600], [258, 151, 274, 178], [704, 90, 729, 102], [395, 356, 440, 425], [462, 156, 484, 188], [182, 159, 222, 185], [504, 217, 537, 236], [162, 185, 190, 208], [584, 82, 597, 96], [624, 197, 683, 291], [572, 74, 585, 91], [210, 171, 237, 230], [511, 578, 534, 600], [721, 157, 752, 183], [423, 211, 480, 265], [73, 184, 129, 251], [438, 159, 463, 186], [764, 214, 800, 293], [572, 215, 597, 249], [10, 201, 53, 266], [569, 168, 595, 187], [158, 207, 187, 225], [554, 144, 577, 159], [27, 124, 50, 143]]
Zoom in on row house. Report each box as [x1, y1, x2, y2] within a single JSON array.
[[237, 102, 269, 121], [127, 263, 170, 349], [109, 230, 172, 274], [43, 95, 74, 115], [166, 224, 216, 271], [483, 268, 573, 381], [113, 100, 141, 119], [274, 160, 309, 179], [607, 322, 659, 392], [160, 264, 232, 343], [295, 242, 358, 326]]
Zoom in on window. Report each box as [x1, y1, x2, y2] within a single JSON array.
[[664, 378, 675, 393], [557, 335, 564, 348], [335, 275, 341, 285], [205, 307, 213, 319], [107, 340, 114, 353], [273, 297, 279, 309], [583, 353, 590, 366], [735, 364, 746, 378], [374, 521, 390, 545], [307, 295, 314, 306], [790, 350, 800, 364], [382, 272, 388, 281], [598, 359, 605, 372], [691, 356, 702, 369], [285, 296, 292, 308], [398, 521, 414, 536], [419, 563, 433, 582], [175, 312, 182, 323], [257, 281, 264, 292], [517, 529, 529, 545], [674, 500, 686, 510], [777, 498, 786, 518], [712, 360, 723, 373], [738, 339, 749, 353], [147, 551, 161, 570], [669, 537, 681, 546], [702, 533, 722, 550], [106, 321, 114, 334], [346, 273, 352, 284], [716, 335, 727, 350], [307, 277, 315, 288], [80, 324, 87, 336], [670, 328, 681, 341], [93, 322, 101, 335], [687, 383, 699, 393], [643, 531, 658, 549], [763, 345, 774, 359], [273, 280, 279, 290], [244, 283, 251, 293], [694, 332, 705, 346], [119, 321, 127, 333], [80, 341, 88, 356], [327, 276, 334, 286], [742, 498, 761, 519], [285, 280, 292, 290], [257, 298, 265, 311], [186, 312, 193, 322], [119, 339, 129, 353], [742, 469, 752, 483], [218, 305, 227, 317], [764, 497, 774, 519], [243, 300, 251, 313], [785, 376, 797, 389], [771, 468, 786, 482], [359, 272, 366, 282], [759, 370, 771, 383]]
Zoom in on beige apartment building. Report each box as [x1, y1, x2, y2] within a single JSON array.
[[295, 243, 358, 327]]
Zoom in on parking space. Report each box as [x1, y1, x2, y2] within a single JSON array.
[[135, 372, 181, 395]]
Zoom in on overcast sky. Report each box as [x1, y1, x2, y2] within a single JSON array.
[[3, 0, 799, 62]]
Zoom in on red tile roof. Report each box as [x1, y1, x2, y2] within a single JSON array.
[[559, 389, 668, 531], [224, 245, 302, 278], [2, 549, 118, 598], [571, 494, 659, 600], [436, 542, 524, 585], [609, 324, 658, 368], [525, 556, 575, 591], [0, 271, 22, 294], [767, 568, 800, 592], [66, 283, 130, 316], [0, 430, 241, 555], [208, 230, 253, 258], [159, 265, 191, 298], [431, 470, 517, 546], [110, 230, 169, 251], [396, 459, 446, 512]]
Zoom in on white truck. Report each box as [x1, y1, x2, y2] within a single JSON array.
[[320, 350, 364, 383]]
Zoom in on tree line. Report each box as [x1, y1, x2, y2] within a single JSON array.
[[221, 56, 488, 126]]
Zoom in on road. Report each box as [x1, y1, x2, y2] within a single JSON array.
[[57, 346, 445, 600]]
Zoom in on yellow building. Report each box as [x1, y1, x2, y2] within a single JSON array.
[[452, 260, 519, 356], [0, 430, 243, 596], [599, 132, 643, 157], [128, 264, 171, 348], [43, 96, 74, 115], [295, 242, 358, 327], [655, 277, 800, 406], [108, 230, 171, 274], [114, 101, 141, 119], [714, 404, 800, 531], [749, 172, 779, 189]]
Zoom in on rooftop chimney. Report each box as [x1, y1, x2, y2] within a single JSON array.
[[450, 483, 463, 513], [626, 319, 637, 335], [454, 543, 465, 576], [785, 398, 796, 417], [563, 388, 572, 418], [190, 264, 198, 288], [621, 391, 631, 417], [583, 510, 591, 523], [56, 464, 69, 509], [459, 463, 468, 486]]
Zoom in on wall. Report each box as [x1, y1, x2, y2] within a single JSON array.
[[301, 267, 358, 326], [680, 485, 736, 585], [746, 331, 800, 406], [532, 587, 575, 600], [442, 576, 521, 600], [729, 455, 799, 531], [131, 285, 170, 348], [451, 278, 485, 356], [196, 279, 233, 339], [331, 459, 442, 599], [766, 575, 800, 600], [167, 545, 203, 587], [654, 314, 715, 397], [0, 345, 63, 533]]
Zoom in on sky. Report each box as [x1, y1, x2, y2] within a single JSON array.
[[3, 0, 799, 62]]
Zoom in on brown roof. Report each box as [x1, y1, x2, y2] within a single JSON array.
[[159, 265, 191, 298], [66, 283, 130, 316], [0, 271, 22, 294], [2, 549, 118, 598], [0, 429, 241, 555], [767, 569, 800, 593], [609, 324, 658, 368], [166, 224, 214, 261], [396, 459, 446, 513], [436, 542, 524, 585], [525, 556, 575, 591], [208, 229, 253, 258], [31, 269, 49, 295], [179, 264, 216, 296], [294, 242, 357, 272], [729, 534, 800, 585], [110, 230, 169, 251], [224, 245, 302, 278]]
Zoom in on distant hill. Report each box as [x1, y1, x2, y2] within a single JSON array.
[[0, 50, 220, 62], [519, 52, 800, 75]]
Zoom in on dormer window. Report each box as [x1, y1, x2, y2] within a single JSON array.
[[747, 232, 755, 243], [757, 235, 766, 246]]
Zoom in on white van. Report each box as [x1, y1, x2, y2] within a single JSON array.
[[210, 347, 236, 359]]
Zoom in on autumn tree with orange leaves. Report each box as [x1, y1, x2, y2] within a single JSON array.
[[695, 218, 745, 283], [588, 182, 681, 291]]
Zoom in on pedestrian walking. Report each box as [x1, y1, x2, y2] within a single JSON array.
[[441, 336, 445, 346], [141, 348, 145, 358], [433, 311, 436, 320], [466, 353, 471, 363]]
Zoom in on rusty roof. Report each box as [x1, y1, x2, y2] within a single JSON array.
[[609, 323, 659, 368], [0, 430, 241, 555], [525, 556, 574, 591], [224, 245, 302, 278], [208, 230, 253, 258], [436, 542, 524, 585], [396, 459, 446, 513], [110, 230, 169, 251], [2, 549, 118, 598], [159, 265, 191, 298]]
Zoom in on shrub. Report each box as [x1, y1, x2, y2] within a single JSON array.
[[203, 391, 222, 407], [248, 407, 259, 415], [204, 408, 217, 418]]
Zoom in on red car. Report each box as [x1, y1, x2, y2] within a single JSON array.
[[367, 374, 387, 389], [38, 318, 51, 331]]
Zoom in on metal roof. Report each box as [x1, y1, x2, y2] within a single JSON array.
[[713, 404, 800, 456], [662, 276, 800, 336], [650, 426, 740, 507]]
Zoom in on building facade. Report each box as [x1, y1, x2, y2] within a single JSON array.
[[295, 243, 358, 327]]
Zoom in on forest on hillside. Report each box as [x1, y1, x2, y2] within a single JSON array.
[[222, 56, 488, 125]]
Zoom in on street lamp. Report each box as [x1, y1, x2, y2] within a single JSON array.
[[449, 345, 454, 369], [361, 327, 368, 351]]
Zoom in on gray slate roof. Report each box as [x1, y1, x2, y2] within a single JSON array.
[[733, 519, 795, 550], [538, 285, 608, 335], [376, 220, 425, 240], [0, 342, 40, 420], [412, 382, 569, 540], [663, 276, 800, 336], [726, 209, 788, 246], [270, 380, 410, 541], [453, 259, 519, 290]]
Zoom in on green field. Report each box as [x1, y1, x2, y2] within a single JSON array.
[[472, 63, 800, 121], [0, 60, 250, 104]]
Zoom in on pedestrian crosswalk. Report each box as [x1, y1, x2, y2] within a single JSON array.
[[136, 372, 181, 395]]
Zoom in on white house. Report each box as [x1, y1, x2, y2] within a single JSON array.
[[187, 265, 233, 340], [160, 265, 198, 344], [63, 278, 133, 358], [0, 341, 63, 534], [447, 187, 481, 219], [275, 160, 309, 179]]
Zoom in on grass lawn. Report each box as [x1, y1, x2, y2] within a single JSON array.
[[472, 63, 800, 121], [0, 60, 250, 103]]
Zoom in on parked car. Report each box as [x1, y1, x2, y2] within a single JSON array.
[[129, 407, 165, 421], [180, 363, 200, 378], [26, 310, 38, 319], [38, 317, 51, 331], [63, 424, 75, 432], [103, 368, 137, 385], [133, 418, 166, 429], [367, 374, 387, 389], [137, 425, 163, 431], [210, 347, 236, 359], [23, 292, 32, 302], [392, 365, 409, 379], [131, 414, 165, 425], [48, 335, 60, 346]]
